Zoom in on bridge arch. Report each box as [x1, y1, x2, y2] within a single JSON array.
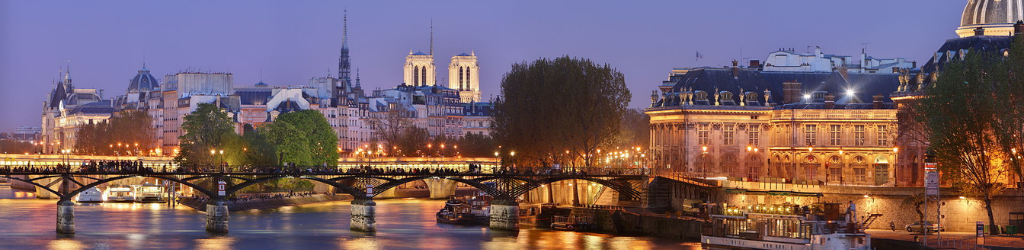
[[64, 175, 220, 200], [0, 175, 62, 197], [222, 175, 365, 198], [368, 175, 501, 198], [519, 176, 642, 201]]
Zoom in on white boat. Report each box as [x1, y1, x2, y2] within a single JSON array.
[[701, 205, 871, 250], [132, 183, 165, 203], [104, 185, 135, 202], [75, 187, 103, 203]]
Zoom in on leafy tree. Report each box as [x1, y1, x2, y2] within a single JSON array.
[[0, 140, 33, 154], [74, 110, 153, 156], [993, 35, 1024, 185], [260, 121, 312, 166], [397, 127, 431, 157], [492, 56, 631, 167], [273, 110, 339, 166], [615, 108, 651, 150], [458, 132, 496, 157], [919, 49, 1009, 232], [240, 124, 277, 166], [175, 103, 235, 165]]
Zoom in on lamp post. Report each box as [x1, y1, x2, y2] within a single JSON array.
[[494, 151, 500, 172], [701, 146, 708, 179], [510, 151, 516, 171], [808, 145, 814, 183], [892, 146, 899, 187], [839, 148, 845, 186]]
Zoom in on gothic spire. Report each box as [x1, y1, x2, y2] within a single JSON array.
[[355, 68, 361, 88], [429, 19, 434, 56], [338, 9, 352, 86]]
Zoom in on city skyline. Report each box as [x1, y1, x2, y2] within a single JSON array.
[[1, 0, 962, 132]]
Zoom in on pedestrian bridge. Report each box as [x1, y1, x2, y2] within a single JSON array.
[[0, 165, 673, 234]]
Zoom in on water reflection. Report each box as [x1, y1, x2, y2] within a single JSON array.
[[0, 187, 697, 249]]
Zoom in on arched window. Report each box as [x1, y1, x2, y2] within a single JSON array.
[[422, 67, 427, 86], [459, 67, 464, 90], [413, 66, 420, 86], [466, 67, 472, 90], [827, 156, 842, 183]]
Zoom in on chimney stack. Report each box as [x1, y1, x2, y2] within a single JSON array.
[[732, 60, 739, 79], [783, 81, 803, 104], [1015, 21, 1024, 36], [872, 94, 884, 109], [749, 60, 760, 68], [975, 27, 986, 36], [824, 94, 835, 109]]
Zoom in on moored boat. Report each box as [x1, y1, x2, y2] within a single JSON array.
[[436, 196, 490, 225], [104, 185, 135, 202], [75, 187, 103, 203], [701, 203, 871, 250], [132, 183, 165, 203]]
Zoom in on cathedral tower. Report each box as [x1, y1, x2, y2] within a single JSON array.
[[449, 51, 480, 102], [338, 10, 352, 90], [404, 22, 436, 87]]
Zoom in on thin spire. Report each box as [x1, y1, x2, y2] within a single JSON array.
[[142, 53, 147, 69], [64, 60, 71, 81], [356, 68, 361, 88], [342, 9, 348, 48], [430, 19, 434, 56]]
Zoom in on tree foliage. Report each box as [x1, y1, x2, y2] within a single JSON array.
[[175, 103, 235, 165], [492, 56, 631, 167], [74, 109, 154, 155], [260, 120, 312, 166], [918, 47, 1012, 231], [267, 110, 338, 166], [366, 104, 414, 155]]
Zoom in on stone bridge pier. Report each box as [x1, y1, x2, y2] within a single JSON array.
[[350, 199, 376, 232], [489, 199, 519, 231], [206, 199, 229, 233], [56, 200, 75, 234], [423, 178, 458, 199]]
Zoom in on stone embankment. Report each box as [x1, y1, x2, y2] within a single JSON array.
[[535, 206, 703, 240], [179, 193, 353, 211]]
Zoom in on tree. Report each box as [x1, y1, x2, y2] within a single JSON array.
[[993, 35, 1024, 185], [458, 133, 496, 157], [175, 103, 235, 165], [74, 110, 153, 156], [396, 127, 430, 157], [240, 124, 277, 166], [919, 49, 1010, 232], [272, 110, 339, 166], [615, 108, 651, 150], [492, 56, 631, 167], [366, 104, 414, 155], [260, 121, 312, 166]]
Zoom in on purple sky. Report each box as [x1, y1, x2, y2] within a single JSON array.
[[0, 0, 964, 132]]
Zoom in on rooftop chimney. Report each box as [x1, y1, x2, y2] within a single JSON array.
[[782, 81, 802, 104], [872, 94, 884, 109], [749, 60, 760, 68], [975, 27, 986, 36], [1015, 21, 1024, 36], [824, 94, 835, 109], [732, 60, 739, 79]]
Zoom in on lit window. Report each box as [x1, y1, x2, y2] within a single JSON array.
[[829, 125, 841, 146], [698, 124, 710, 145], [723, 124, 735, 145], [748, 125, 760, 146], [854, 125, 865, 146], [877, 125, 889, 146], [804, 125, 817, 145]]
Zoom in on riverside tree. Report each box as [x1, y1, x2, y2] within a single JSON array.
[[175, 103, 234, 165], [918, 49, 1011, 232], [75, 109, 154, 155], [492, 56, 631, 167], [266, 110, 339, 166]]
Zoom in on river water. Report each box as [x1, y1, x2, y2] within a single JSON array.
[[0, 186, 699, 250]]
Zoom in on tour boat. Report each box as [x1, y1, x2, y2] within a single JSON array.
[[132, 183, 165, 203], [75, 187, 103, 203], [103, 185, 135, 202], [701, 208, 871, 250], [436, 196, 490, 225]]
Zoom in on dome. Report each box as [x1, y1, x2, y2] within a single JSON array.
[[128, 67, 159, 92], [957, 0, 1024, 37]]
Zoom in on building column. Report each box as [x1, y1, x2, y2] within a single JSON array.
[[205, 199, 229, 233], [350, 199, 376, 232], [56, 200, 74, 234], [489, 199, 519, 231]]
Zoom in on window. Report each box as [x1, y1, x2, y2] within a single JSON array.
[[854, 168, 867, 182], [698, 124, 710, 145], [877, 125, 889, 146], [854, 125, 865, 146], [804, 125, 817, 145], [723, 124, 735, 145], [829, 125, 841, 146], [829, 167, 842, 182], [748, 125, 760, 146]]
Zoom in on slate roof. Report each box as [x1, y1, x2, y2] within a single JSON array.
[[68, 100, 114, 115], [921, 35, 1013, 75], [128, 68, 159, 92], [662, 68, 898, 107]]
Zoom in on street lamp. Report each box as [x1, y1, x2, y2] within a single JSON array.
[[701, 146, 708, 179], [893, 146, 899, 187], [510, 151, 516, 170], [839, 148, 845, 185]]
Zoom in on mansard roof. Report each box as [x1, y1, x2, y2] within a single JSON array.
[[664, 68, 898, 107]]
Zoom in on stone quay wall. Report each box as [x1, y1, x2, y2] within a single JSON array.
[[718, 184, 1024, 232], [570, 207, 703, 240], [180, 193, 352, 211]]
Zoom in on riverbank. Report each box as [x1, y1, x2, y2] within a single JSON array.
[[523, 206, 704, 240], [867, 229, 1024, 250], [178, 193, 353, 211]]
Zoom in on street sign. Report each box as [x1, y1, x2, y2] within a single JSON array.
[[217, 181, 226, 197], [365, 185, 373, 197], [925, 172, 939, 195], [925, 163, 939, 196]]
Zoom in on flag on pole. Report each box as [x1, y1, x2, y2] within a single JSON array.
[[696, 51, 704, 60]]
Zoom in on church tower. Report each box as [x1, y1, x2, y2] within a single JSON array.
[[404, 22, 436, 87], [338, 10, 352, 91], [449, 51, 480, 103]]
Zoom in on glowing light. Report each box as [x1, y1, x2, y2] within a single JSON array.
[[803, 94, 811, 100], [846, 89, 855, 96]]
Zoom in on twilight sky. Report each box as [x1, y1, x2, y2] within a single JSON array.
[[0, 0, 965, 132]]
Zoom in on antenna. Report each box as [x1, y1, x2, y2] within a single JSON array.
[[861, 43, 871, 53]]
